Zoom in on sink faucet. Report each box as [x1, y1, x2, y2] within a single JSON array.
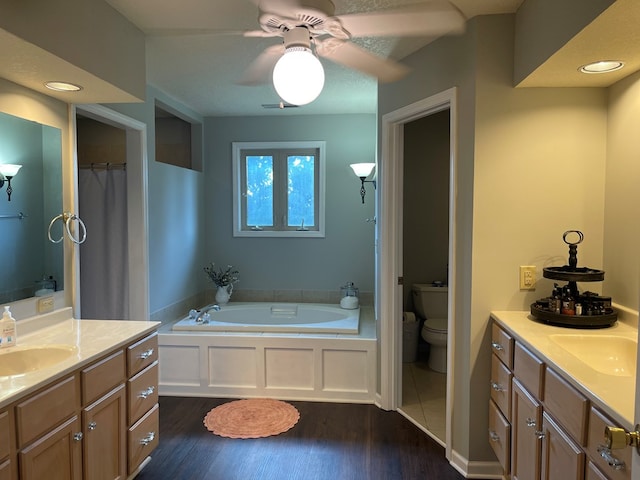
[[192, 304, 221, 324]]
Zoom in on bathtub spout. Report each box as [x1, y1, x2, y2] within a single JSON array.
[[195, 304, 221, 323]]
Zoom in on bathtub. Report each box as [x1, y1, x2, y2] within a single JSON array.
[[158, 303, 376, 403], [172, 302, 359, 334]]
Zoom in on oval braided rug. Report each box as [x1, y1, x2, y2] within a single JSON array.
[[203, 398, 300, 439]]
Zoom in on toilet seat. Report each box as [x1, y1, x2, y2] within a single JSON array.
[[423, 317, 447, 333]]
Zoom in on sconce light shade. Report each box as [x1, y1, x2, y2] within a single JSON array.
[[0, 164, 22, 201], [350, 163, 376, 178], [349, 163, 376, 204], [273, 48, 325, 106]]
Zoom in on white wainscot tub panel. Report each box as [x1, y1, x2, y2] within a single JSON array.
[[158, 332, 377, 403]]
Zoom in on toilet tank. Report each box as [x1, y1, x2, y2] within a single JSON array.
[[412, 284, 448, 319]]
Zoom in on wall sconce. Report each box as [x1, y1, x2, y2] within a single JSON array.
[[350, 163, 376, 204], [0, 164, 22, 201]]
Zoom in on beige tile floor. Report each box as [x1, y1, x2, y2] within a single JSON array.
[[401, 356, 447, 445]]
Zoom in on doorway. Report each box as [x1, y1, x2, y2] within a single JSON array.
[[400, 109, 450, 445], [73, 104, 149, 320], [378, 87, 458, 459]]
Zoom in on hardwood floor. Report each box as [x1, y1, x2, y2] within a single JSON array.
[[136, 396, 465, 480]]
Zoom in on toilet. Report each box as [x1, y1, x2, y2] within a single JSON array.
[[412, 284, 448, 373]]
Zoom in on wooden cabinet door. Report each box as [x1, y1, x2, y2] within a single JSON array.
[[19, 416, 82, 480], [0, 459, 12, 480], [83, 384, 127, 480], [512, 378, 542, 480], [540, 412, 585, 480]]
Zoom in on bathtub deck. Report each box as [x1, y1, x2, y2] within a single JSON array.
[[158, 306, 377, 403]]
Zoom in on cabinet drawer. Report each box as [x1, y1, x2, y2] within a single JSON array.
[[128, 403, 159, 475], [127, 333, 158, 377], [82, 349, 126, 405], [488, 399, 510, 474], [491, 322, 514, 368], [543, 367, 588, 445], [15, 375, 80, 448], [513, 341, 544, 399], [586, 407, 631, 480], [128, 361, 159, 425], [0, 411, 9, 460], [490, 354, 512, 420]]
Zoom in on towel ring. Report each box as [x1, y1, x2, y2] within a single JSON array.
[[48, 212, 87, 245]]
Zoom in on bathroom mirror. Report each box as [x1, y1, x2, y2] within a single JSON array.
[[0, 111, 63, 303]]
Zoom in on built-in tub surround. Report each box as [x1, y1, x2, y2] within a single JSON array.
[[0, 307, 160, 407], [173, 303, 360, 334], [159, 305, 377, 403], [490, 310, 638, 428]]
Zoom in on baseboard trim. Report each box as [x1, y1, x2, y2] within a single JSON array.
[[449, 449, 504, 479]]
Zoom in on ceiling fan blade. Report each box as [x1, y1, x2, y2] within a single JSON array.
[[336, 1, 466, 38], [237, 44, 284, 85], [145, 28, 251, 37], [316, 38, 409, 83]]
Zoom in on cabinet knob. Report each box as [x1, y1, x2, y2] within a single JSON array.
[[490, 382, 505, 392], [138, 348, 154, 359], [138, 386, 155, 399], [491, 342, 504, 352], [488, 430, 500, 442], [140, 431, 156, 446], [604, 424, 640, 453], [88, 421, 97, 430], [535, 430, 545, 440], [73, 432, 83, 441], [526, 418, 537, 428]]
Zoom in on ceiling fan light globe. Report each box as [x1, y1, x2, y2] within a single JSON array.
[[272, 49, 324, 106]]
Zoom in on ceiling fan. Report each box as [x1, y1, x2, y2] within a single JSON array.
[[150, 0, 466, 105], [236, 0, 467, 86]]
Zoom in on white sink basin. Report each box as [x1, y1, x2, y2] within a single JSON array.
[[0, 345, 78, 377], [549, 334, 637, 377]]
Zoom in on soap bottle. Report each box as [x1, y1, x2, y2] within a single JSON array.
[[0, 306, 17, 348]]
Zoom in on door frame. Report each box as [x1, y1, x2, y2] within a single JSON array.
[[378, 87, 458, 459], [72, 104, 150, 320]]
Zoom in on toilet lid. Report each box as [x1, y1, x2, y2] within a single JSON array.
[[424, 317, 448, 332]]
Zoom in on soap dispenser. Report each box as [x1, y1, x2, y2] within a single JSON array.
[[0, 305, 17, 348]]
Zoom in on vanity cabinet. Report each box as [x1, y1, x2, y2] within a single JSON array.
[[0, 409, 15, 480], [3, 330, 158, 480], [489, 319, 632, 480]]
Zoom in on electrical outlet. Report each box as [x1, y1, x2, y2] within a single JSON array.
[[37, 296, 55, 314], [519, 266, 536, 290]]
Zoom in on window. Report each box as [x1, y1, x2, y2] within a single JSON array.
[[232, 141, 325, 237]]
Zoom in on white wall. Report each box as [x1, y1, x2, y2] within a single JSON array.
[[380, 13, 611, 464]]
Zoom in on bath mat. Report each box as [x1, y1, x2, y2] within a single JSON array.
[[203, 398, 300, 439]]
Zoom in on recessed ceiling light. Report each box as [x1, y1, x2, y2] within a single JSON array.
[[578, 61, 624, 74], [44, 81, 83, 92]]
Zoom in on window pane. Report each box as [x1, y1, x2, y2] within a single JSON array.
[[246, 156, 273, 226], [287, 155, 315, 227]]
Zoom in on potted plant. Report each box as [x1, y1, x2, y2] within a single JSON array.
[[204, 262, 239, 304]]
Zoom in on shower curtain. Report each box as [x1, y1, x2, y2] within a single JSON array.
[[78, 167, 129, 320]]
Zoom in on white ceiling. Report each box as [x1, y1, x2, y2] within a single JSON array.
[[104, 0, 525, 116]]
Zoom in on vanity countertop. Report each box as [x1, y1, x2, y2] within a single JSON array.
[[491, 310, 638, 429], [0, 308, 160, 409]]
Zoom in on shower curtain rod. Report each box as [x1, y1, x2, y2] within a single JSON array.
[[79, 162, 126, 170]]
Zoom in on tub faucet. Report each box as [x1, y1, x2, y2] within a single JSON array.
[[195, 304, 221, 323]]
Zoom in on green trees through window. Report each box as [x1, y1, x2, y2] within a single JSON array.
[[233, 142, 325, 237]]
